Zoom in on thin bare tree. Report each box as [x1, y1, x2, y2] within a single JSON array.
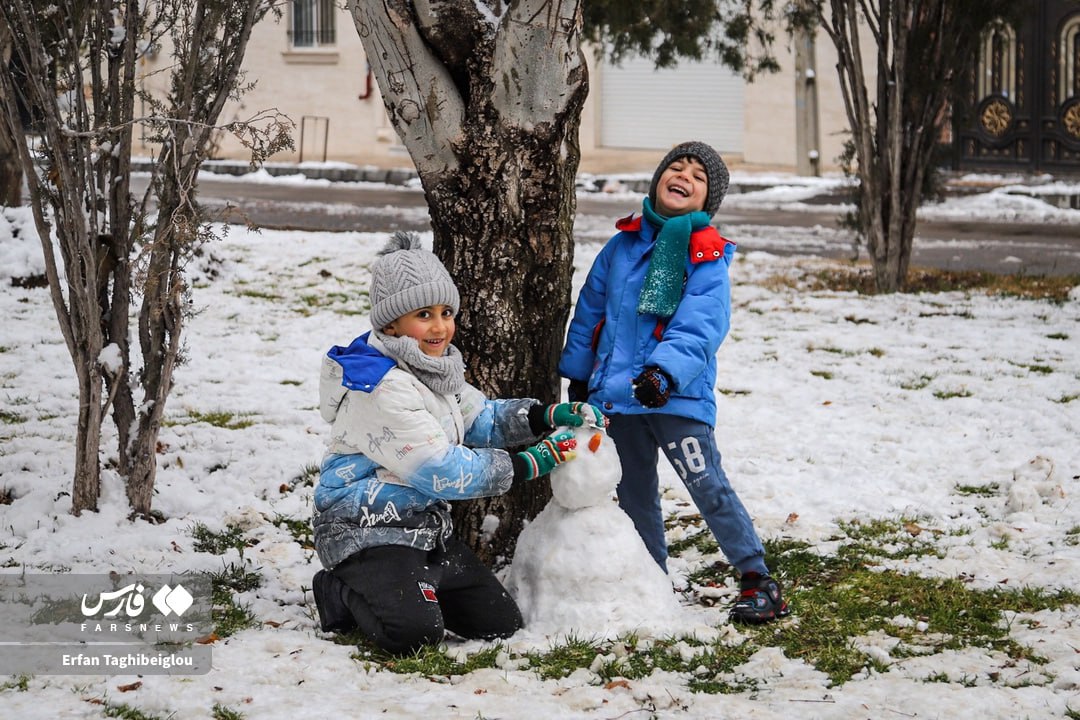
[[0, 0, 290, 516], [802, 0, 1030, 292]]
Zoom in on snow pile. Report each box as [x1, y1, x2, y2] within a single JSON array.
[[506, 427, 684, 637]]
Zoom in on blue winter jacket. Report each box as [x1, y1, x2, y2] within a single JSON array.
[[558, 213, 736, 426], [313, 332, 539, 569]]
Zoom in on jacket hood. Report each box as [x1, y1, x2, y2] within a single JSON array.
[[319, 332, 397, 425], [328, 332, 397, 392]]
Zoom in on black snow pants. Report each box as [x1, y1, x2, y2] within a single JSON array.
[[318, 536, 523, 655]]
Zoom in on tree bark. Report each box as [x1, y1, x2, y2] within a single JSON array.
[[350, 0, 588, 564], [0, 17, 20, 207]]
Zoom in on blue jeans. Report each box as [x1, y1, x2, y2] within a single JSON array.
[[607, 413, 768, 576]]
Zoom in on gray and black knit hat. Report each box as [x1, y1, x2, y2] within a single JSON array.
[[369, 231, 460, 330], [648, 141, 730, 219]]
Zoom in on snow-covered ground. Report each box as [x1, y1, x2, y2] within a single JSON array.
[[1, 170, 1079, 718]]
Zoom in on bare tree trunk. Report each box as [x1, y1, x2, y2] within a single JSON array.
[[0, 17, 21, 206], [118, 0, 272, 518], [815, 0, 1023, 293], [0, 0, 110, 512], [350, 0, 587, 563]]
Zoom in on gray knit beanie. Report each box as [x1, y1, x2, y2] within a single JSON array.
[[648, 141, 730, 218], [369, 231, 460, 330]]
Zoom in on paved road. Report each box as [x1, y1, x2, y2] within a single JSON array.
[[185, 176, 1080, 277]]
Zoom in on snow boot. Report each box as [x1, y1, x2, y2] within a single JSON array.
[[729, 573, 790, 625], [312, 570, 357, 633]]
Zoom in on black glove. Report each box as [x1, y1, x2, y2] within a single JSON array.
[[632, 367, 672, 408], [567, 378, 589, 403]]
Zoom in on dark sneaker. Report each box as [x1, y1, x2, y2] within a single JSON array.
[[729, 574, 790, 624], [312, 570, 357, 633]]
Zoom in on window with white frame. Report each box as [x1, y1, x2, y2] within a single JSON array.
[[290, 0, 336, 48]]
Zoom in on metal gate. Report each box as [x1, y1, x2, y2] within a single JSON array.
[[956, 0, 1080, 173]]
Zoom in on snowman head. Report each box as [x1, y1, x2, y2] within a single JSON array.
[[549, 426, 621, 510]]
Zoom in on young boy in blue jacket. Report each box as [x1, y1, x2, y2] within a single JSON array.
[[558, 141, 789, 624], [312, 232, 606, 653]]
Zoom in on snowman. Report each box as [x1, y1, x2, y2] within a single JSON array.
[[506, 425, 685, 638]]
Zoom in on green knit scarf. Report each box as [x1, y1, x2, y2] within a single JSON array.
[[637, 197, 711, 318]]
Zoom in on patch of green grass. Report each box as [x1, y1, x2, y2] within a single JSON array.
[[1054, 393, 1078, 404], [717, 388, 751, 396], [179, 410, 257, 430], [835, 517, 945, 561], [207, 562, 262, 638], [668, 528, 720, 559], [190, 524, 261, 635], [933, 388, 972, 400], [612, 636, 758, 694], [354, 641, 505, 676], [0, 674, 29, 691], [273, 514, 313, 548], [1046, 332, 1069, 340], [899, 373, 934, 391], [102, 703, 166, 720], [299, 292, 351, 308], [280, 379, 303, 386], [955, 483, 1000, 497], [808, 344, 854, 356], [0, 409, 25, 424], [749, 536, 1079, 686], [235, 288, 283, 302], [279, 463, 320, 495], [211, 704, 245, 720], [804, 264, 1080, 302], [191, 522, 251, 556], [356, 633, 759, 696], [1010, 362, 1054, 375], [810, 370, 834, 380]]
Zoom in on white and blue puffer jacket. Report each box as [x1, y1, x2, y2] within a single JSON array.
[[313, 332, 540, 570], [558, 214, 736, 426]]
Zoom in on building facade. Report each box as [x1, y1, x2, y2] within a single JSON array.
[[137, 2, 1078, 177]]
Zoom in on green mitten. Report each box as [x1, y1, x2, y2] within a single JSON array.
[[515, 430, 577, 480], [543, 402, 608, 429]]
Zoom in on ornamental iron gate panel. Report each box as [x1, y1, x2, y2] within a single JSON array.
[[956, 1, 1080, 173]]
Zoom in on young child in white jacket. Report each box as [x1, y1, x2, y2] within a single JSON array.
[[311, 232, 605, 654]]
